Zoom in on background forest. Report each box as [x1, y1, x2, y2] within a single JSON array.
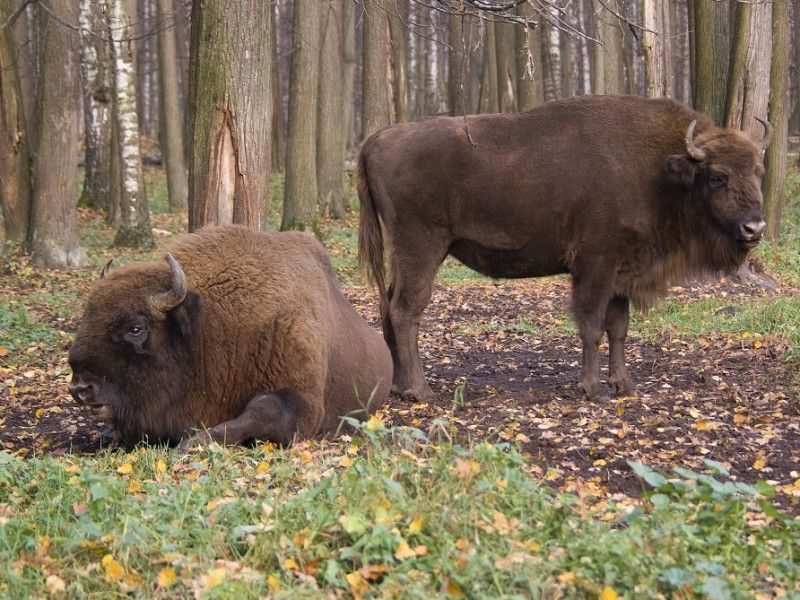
[[0, 0, 796, 262]]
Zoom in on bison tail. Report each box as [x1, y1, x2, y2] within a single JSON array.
[[357, 149, 389, 318]]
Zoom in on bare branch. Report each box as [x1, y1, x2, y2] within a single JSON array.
[[0, 0, 36, 32]]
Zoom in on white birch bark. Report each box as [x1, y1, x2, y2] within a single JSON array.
[[106, 0, 153, 247]]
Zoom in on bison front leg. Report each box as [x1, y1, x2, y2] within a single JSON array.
[[571, 265, 614, 402], [604, 295, 634, 396], [179, 391, 322, 450]]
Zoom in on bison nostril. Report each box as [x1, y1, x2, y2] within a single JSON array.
[[68, 382, 95, 404], [740, 219, 767, 240]]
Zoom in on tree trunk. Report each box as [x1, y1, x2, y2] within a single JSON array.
[[281, 0, 320, 231], [515, 6, 542, 111], [593, 0, 626, 94], [341, 0, 357, 147], [362, 0, 391, 139], [388, 0, 410, 122], [479, 21, 499, 113], [693, 0, 731, 123], [107, 0, 153, 247], [0, 2, 32, 246], [78, 0, 112, 211], [495, 21, 516, 112], [559, 8, 576, 98], [29, 1, 88, 268], [187, 0, 271, 231], [157, 0, 188, 211], [271, 2, 286, 172], [542, 17, 561, 101], [763, 0, 789, 241], [316, 0, 347, 218], [641, 0, 672, 98], [725, 2, 771, 134], [448, 12, 470, 116]]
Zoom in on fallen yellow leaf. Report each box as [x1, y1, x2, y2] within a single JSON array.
[[753, 458, 766, 470], [45, 574, 66, 594], [155, 459, 167, 474], [366, 414, 385, 431], [395, 540, 417, 560], [35, 408, 45, 419], [284, 558, 299, 570], [447, 580, 465, 597], [338, 456, 354, 468], [200, 567, 226, 590], [408, 515, 424, 535], [116, 463, 133, 475], [453, 457, 481, 479], [346, 571, 369, 600], [600, 585, 619, 600], [255, 461, 270, 474], [267, 573, 281, 591], [156, 567, 176, 588], [127, 480, 141, 494], [101, 554, 125, 582], [557, 571, 576, 585]]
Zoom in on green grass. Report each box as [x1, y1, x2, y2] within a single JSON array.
[[0, 301, 59, 356], [0, 420, 796, 598]]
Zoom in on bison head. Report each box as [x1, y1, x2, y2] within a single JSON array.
[[667, 118, 770, 258], [68, 254, 202, 445]]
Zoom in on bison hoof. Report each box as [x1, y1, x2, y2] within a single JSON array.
[[579, 380, 611, 403], [177, 431, 215, 452], [609, 375, 635, 396], [391, 384, 434, 403]]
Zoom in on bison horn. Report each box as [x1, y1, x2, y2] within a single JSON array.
[[100, 259, 113, 279], [754, 116, 772, 152], [684, 120, 707, 161], [149, 254, 187, 313]]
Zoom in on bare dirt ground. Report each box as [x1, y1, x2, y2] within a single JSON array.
[[1, 274, 799, 511]]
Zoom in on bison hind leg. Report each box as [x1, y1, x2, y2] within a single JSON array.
[[604, 295, 634, 396], [178, 390, 316, 450]]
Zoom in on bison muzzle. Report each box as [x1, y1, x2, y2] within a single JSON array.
[[357, 95, 770, 402], [69, 226, 393, 448]]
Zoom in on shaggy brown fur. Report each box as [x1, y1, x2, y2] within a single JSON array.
[[69, 226, 392, 448], [358, 95, 768, 402]]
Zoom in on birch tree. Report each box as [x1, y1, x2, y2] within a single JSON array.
[[157, 0, 188, 211], [29, 1, 89, 268], [187, 0, 271, 231], [107, 0, 153, 247], [78, 0, 112, 210], [641, 0, 672, 97]]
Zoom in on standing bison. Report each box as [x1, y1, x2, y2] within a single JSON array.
[[358, 95, 770, 402], [68, 226, 392, 448]]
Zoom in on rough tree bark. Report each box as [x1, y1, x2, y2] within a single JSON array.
[[641, 0, 672, 98], [362, 0, 392, 139], [271, 1, 286, 172], [79, 0, 112, 210], [316, 0, 347, 217], [763, 0, 789, 241], [388, 0, 410, 122], [107, 0, 153, 247], [593, 0, 625, 95], [515, 11, 543, 111], [29, 1, 89, 268], [448, 11, 470, 116], [693, 0, 731, 123], [495, 21, 516, 111], [281, 0, 320, 231], [724, 2, 771, 135], [479, 21, 499, 112], [157, 0, 188, 211], [0, 2, 32, 246], [341, 0, 357, 146], [187, 0, 271, 231]]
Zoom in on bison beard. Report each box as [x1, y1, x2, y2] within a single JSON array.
[[357, 95, 770, 402], [68, 226, 393, 448]]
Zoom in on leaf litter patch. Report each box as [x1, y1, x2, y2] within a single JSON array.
[[1, 272, 798, 511]]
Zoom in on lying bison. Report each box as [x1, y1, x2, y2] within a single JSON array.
[[358, 95, 770, 402], [68, 225, 392, 449]]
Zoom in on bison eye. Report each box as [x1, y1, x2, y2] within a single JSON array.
[[130, 326, 144, 337], [708, 173, 726, 188]]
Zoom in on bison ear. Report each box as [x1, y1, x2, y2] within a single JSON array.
[[666, 154, 698, 188], [167, 291, 202, 340]]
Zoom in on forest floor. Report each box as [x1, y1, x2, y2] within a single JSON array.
[[1, 169, 799, 511]]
